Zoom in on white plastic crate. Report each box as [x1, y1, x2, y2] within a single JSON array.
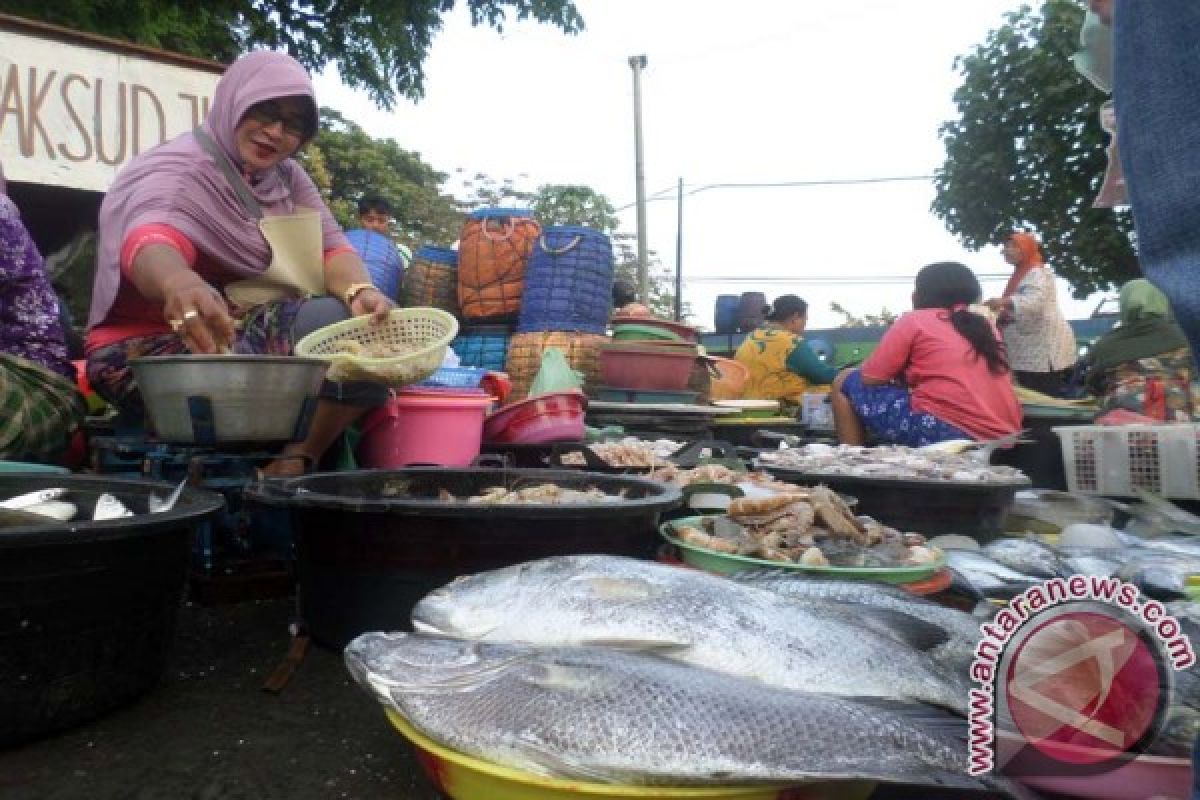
[[1053, 424, 1200, 499], [800, 392, 833, 430]]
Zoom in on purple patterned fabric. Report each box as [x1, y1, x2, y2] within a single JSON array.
[[0, 195, 72, 378]]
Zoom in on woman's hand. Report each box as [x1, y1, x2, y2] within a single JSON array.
[[161, 274, 236, 354], [349, 286, 394, 323], [985, 297, 1012, 314]]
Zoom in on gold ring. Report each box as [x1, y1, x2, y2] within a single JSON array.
[[182, 309, 200, 322], [168, 318, 184, 332]]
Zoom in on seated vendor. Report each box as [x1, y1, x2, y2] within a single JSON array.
[[1084, 278, 1196, 421], [831, 262, 1022, 447], [612, 278, 653, 318], [733, 295, 837, 406], [0, 166, 86, 462], [85, 51, 393, 475]]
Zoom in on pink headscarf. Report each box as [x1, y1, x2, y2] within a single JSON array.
[[89, 51, 342, 327]]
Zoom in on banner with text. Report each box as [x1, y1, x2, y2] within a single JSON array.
[[0, 28, 222, 192]]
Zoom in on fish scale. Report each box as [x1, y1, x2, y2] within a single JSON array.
[[412, 555, 969, 713], [347, 632, 1022, 796], [726, 571, 981, 674]]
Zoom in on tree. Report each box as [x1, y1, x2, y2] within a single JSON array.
[[931, 1, 1139, 296], [0, 0, 583, 109], [829, 302, 896, 329], [530, 184, 619, 232], [299, 108, 464, 247]]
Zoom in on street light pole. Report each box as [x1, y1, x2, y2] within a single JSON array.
[[629, 54, 649, 304], [674, 176, 683, 322]]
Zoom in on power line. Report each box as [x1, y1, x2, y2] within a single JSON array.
[[686, 272, 1012, 285], [613, 174, 936, 212], [686, 175, 935, 196]]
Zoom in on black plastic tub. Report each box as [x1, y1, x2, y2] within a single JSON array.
[[756, 465, 1029, 540], [0, 474, 224, 747], [247, 468, 683, 649]]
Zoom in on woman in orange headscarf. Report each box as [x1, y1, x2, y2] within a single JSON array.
[[985, 232, 1077, 395]]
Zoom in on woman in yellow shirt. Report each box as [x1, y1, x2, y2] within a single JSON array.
[[734, 295, 838, 404]]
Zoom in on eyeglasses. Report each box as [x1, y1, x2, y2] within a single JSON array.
[[244, 101, 311, 138]]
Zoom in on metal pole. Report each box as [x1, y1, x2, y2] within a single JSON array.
[[629, 54, 649, 303], [674, 176, 683, 321]]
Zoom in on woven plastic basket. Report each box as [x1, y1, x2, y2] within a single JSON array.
[[517, 226, 614, 334], [295, 308, 459, 386], [403, 246, 459, 315]]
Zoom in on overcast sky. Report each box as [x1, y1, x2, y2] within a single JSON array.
[[314, 0, 1112, 330]]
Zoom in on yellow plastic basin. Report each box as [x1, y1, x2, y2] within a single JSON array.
[[385, 710, 877, 800]]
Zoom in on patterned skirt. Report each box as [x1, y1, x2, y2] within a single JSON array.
[[839, 369, 968, 447], [0, 354, 86, 461]]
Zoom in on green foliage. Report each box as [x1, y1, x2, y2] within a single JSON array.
[[829, 302, 896, 328], [455, 172, 535, 211], [298, 108, 463, 247], [530, 184, 619, 232], [0, 0, 583, 109], [932, 1, 1139, 296]]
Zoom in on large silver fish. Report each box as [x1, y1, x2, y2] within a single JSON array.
[[981, 538, 1070, 579], [727, 569, 981, 674], [346, 632, 1024, 796], [412, 555, 969, 713], [1118, 554, 1200, 601], [944, 549, 1041, 595]]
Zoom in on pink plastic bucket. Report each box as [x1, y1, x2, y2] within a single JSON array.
[[358, 391, 492, 467]]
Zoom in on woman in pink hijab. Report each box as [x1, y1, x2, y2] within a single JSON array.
[[86, 51, 393, 473]]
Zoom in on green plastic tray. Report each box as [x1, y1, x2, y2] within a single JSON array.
[[611, 324, 683, 342], [1021, 403, 1095, 421], [660, 516, 945, 584]]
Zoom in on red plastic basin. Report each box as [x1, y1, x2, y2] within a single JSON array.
[[600, 344, 697, 392], [484, 390, 587, 445]]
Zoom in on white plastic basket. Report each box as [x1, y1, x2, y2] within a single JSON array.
[[1052, 424, 1200, 499], [295, 307, 459, 386]]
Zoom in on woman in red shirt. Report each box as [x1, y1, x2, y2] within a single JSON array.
[[831, 262, 1022, 446]]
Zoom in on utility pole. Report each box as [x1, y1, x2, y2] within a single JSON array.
[[629, 54, 649, 304], [674, 176, 683, 322]]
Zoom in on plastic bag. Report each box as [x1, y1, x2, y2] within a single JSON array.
[[528, 348, 583, 396]]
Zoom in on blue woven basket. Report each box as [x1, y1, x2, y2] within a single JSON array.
[[415, 366, 488, 389], [414, 245, 458, 267], [517, 226, 614, 334], [453, 324, 512, 371], [345, 229, 403, 301], [468, 207, 534, 221]]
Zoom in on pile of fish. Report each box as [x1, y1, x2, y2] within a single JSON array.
[[936, 523, 1200, 760], [439, 483, 624, 505], [938, 526, 1200, 603], [648, 463, 797, 493], [757, 442, 1028, 483], [0, 481, 185, 526], [558, 437, 684, 468], [673, 488, 939, 568], [346, 555, 1042, 795]]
